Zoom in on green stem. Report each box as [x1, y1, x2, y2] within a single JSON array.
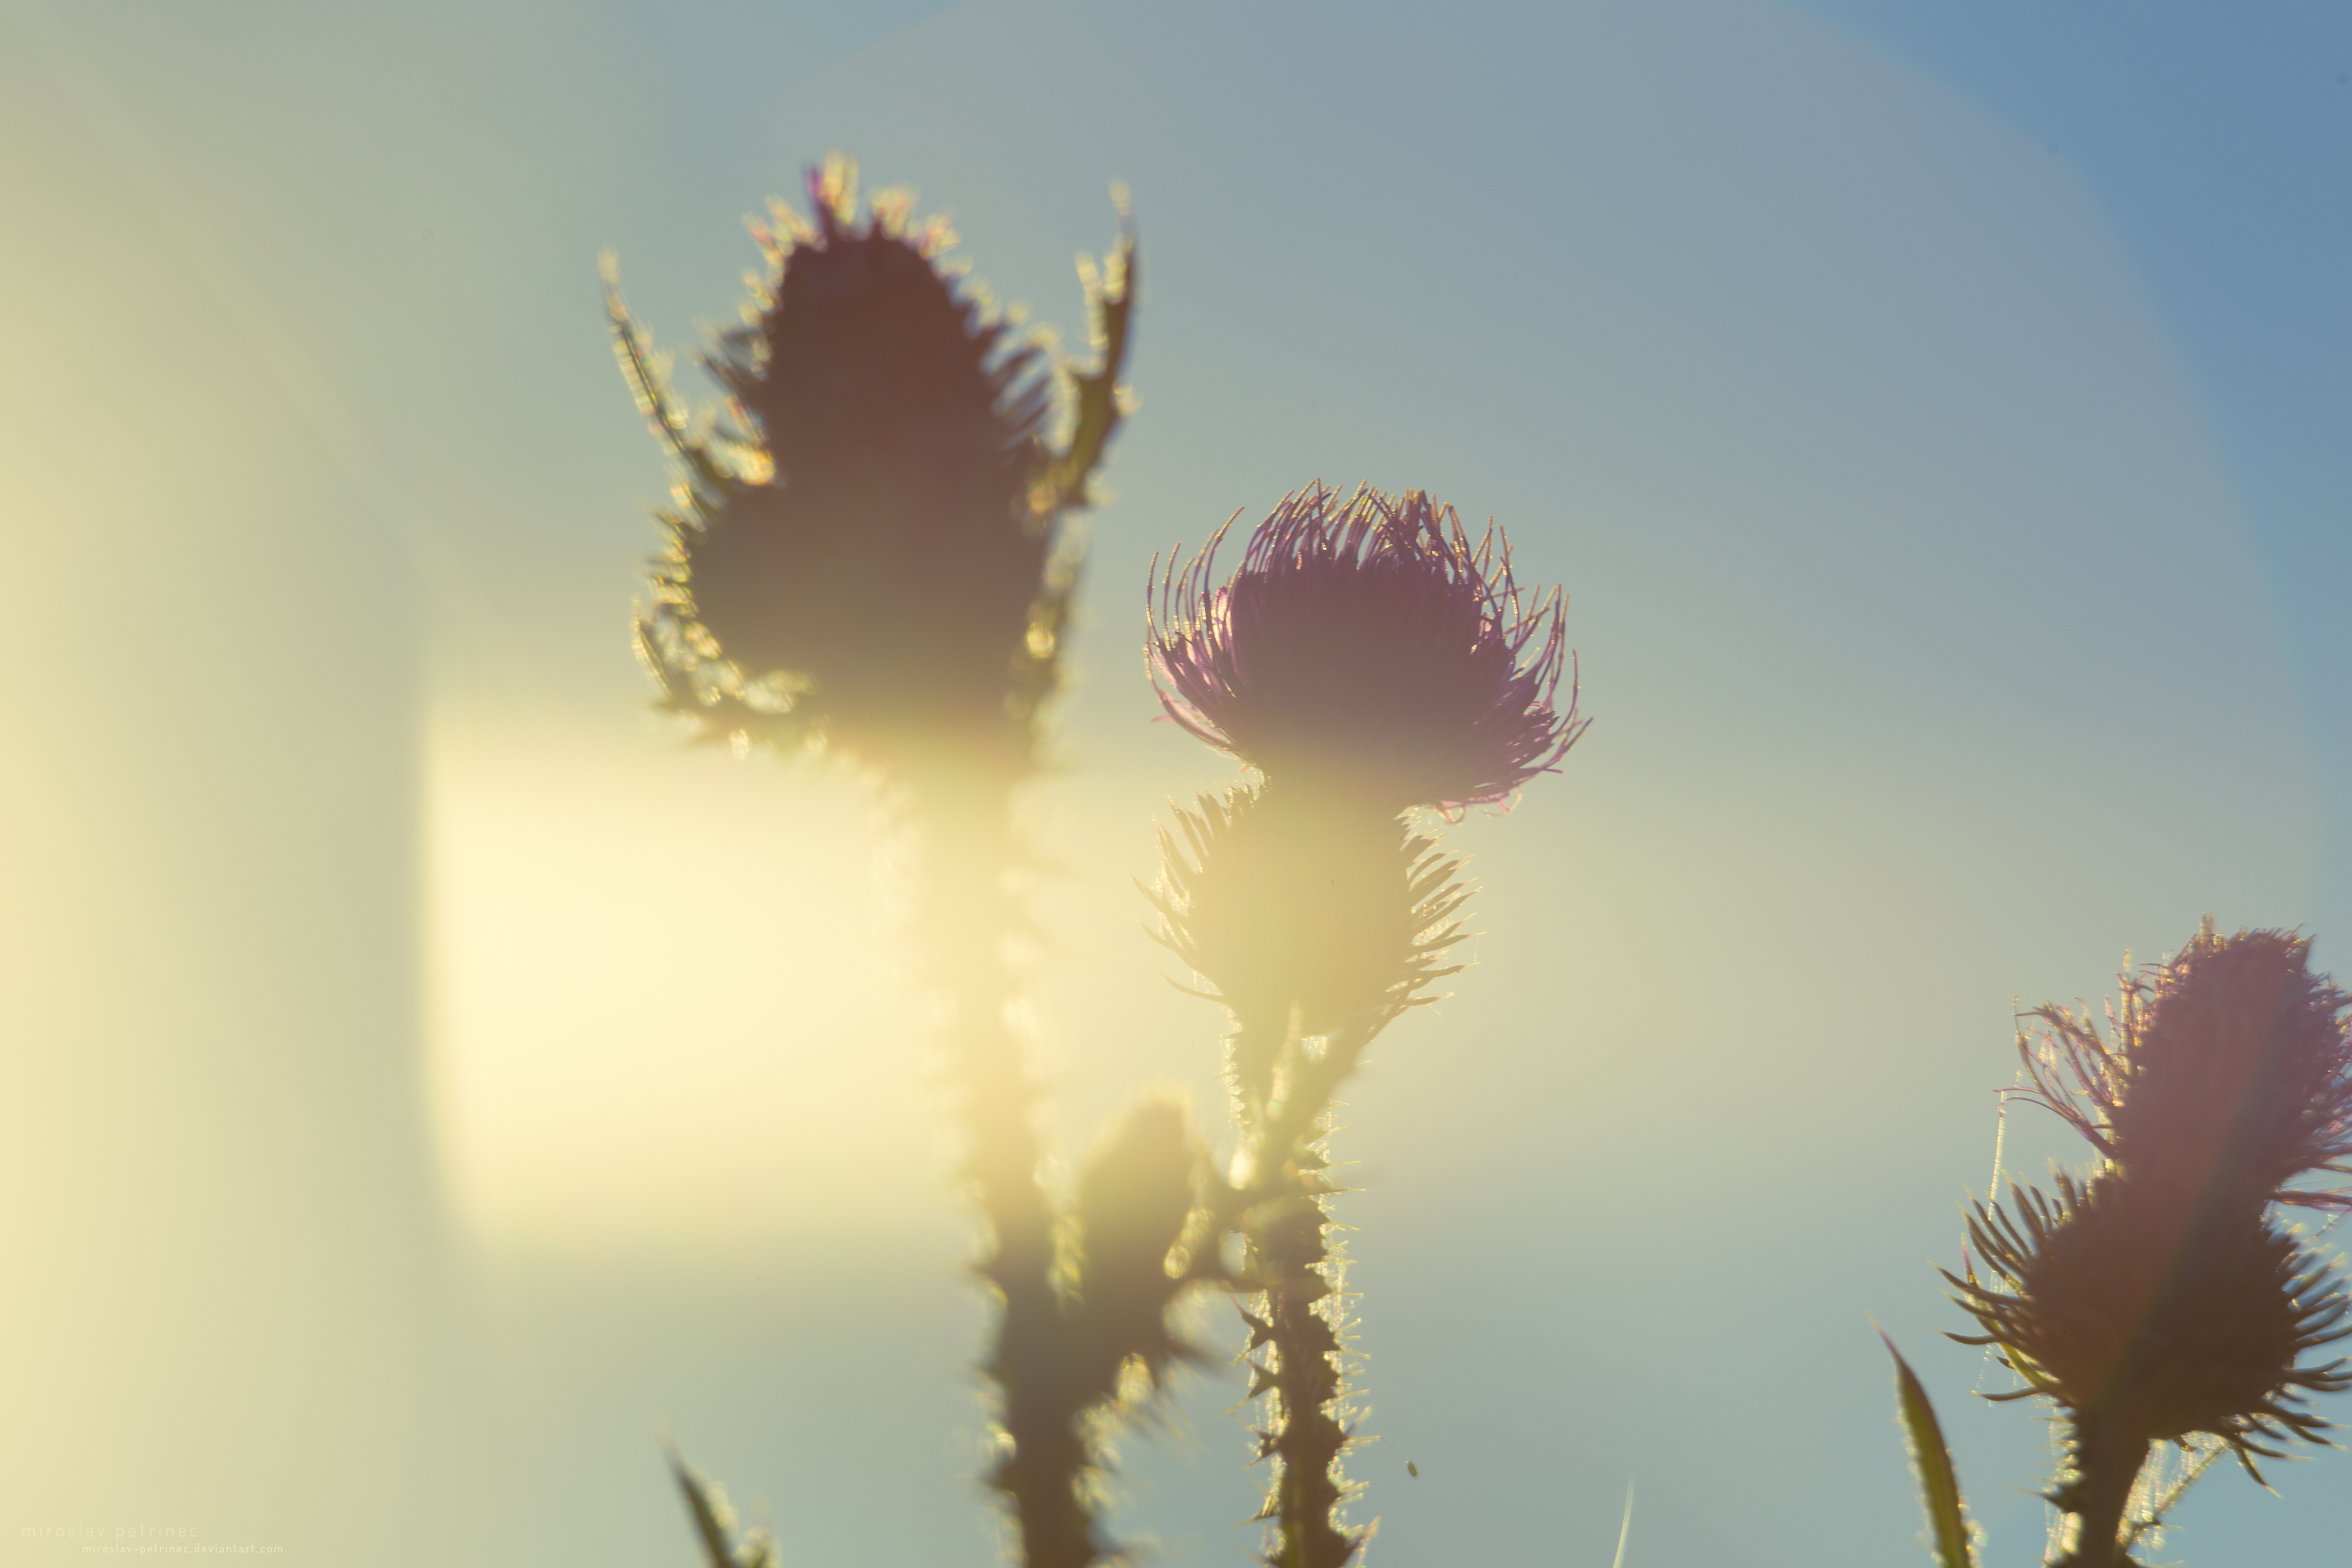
[[2052, 1418, 2149, 1568], [906, 769, 1099, 1568], [1253, 1156, 1356, 1568], [1230, 1016, 1363, 1568]]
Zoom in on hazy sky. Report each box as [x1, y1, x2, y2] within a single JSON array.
[[2, 2, 2346, 1565]]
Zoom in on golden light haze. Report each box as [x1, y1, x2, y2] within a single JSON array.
[[0, 0, 2338, 1562], [427, 723, 928, 1248]]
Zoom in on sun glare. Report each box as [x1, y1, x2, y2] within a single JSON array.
[[423, 719, 938, 1253]]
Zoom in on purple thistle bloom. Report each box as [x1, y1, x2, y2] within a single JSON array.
[[2018, 922, 2352, 1214], [1148, 484, 1584, 815]]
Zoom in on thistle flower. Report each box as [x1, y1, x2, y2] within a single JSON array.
[[2019, 922, 2352, 1214], [1142, 485, 1569, 1568], [1943, 922, 2352, 1562], [612, 157, 1134, 772], [1148, 484, 1583, 815]]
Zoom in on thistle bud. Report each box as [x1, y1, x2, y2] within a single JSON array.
[[1072, 1096, 1204, 1383], [1148, 483, 1584, 815], [613, 157, 1134, 772]]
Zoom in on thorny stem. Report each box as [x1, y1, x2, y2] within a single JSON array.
[[1251, 1157, 1356, 1568], [903, 766, 1100, 1568], [1229, 1016, 1368, 1568], [2052, 1418, 2150, 1568], [1180, 1016, 1380, 1271], [1235, 1019, 1378, 1203]]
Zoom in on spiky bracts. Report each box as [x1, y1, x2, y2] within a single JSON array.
[[1944, 922, 2352, 1566], [612, 156, 1134, 775], [1148, 483, 1583, 816], [1148, 786, 1469, 1121], [1951, 1173, 2351, 1458]]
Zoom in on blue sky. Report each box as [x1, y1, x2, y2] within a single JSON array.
[[1, 3, 2346, 1565], [1797, 0, 2352, 940]]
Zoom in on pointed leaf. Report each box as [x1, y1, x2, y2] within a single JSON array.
[[1881, 1331, 1978, 1568], [667, 1445, 738, 1568]]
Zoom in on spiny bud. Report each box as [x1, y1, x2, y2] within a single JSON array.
[[1148, 482, 1584, 815], [611, 156, 1134, 772], [1072, 1096, 1204, 1384]]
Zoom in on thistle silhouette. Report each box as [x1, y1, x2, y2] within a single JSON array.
[[1145, 482, 1580, 1568], [1940, 922, 2352, 1566], [609, 157, 1173, 1568], [2017, 924, 2352, 1216], [616, 157, 1128, 776], [588, 159, 2351, 1568]]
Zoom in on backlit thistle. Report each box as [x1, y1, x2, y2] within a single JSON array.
[[2019, 922, 2352, 1215], [1148, 483, 1583, 815], [1943, 922, 2352, 1566], [611, 158, 1149, 1568], [1142, 482, 1579, 1568], [611, 156, 1133, 774]]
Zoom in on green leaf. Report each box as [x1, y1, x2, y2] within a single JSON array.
[[666, 1442, 738, 1568], [1040, 212, 1137, 514], [1880, 1329, 1978, 1568]]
